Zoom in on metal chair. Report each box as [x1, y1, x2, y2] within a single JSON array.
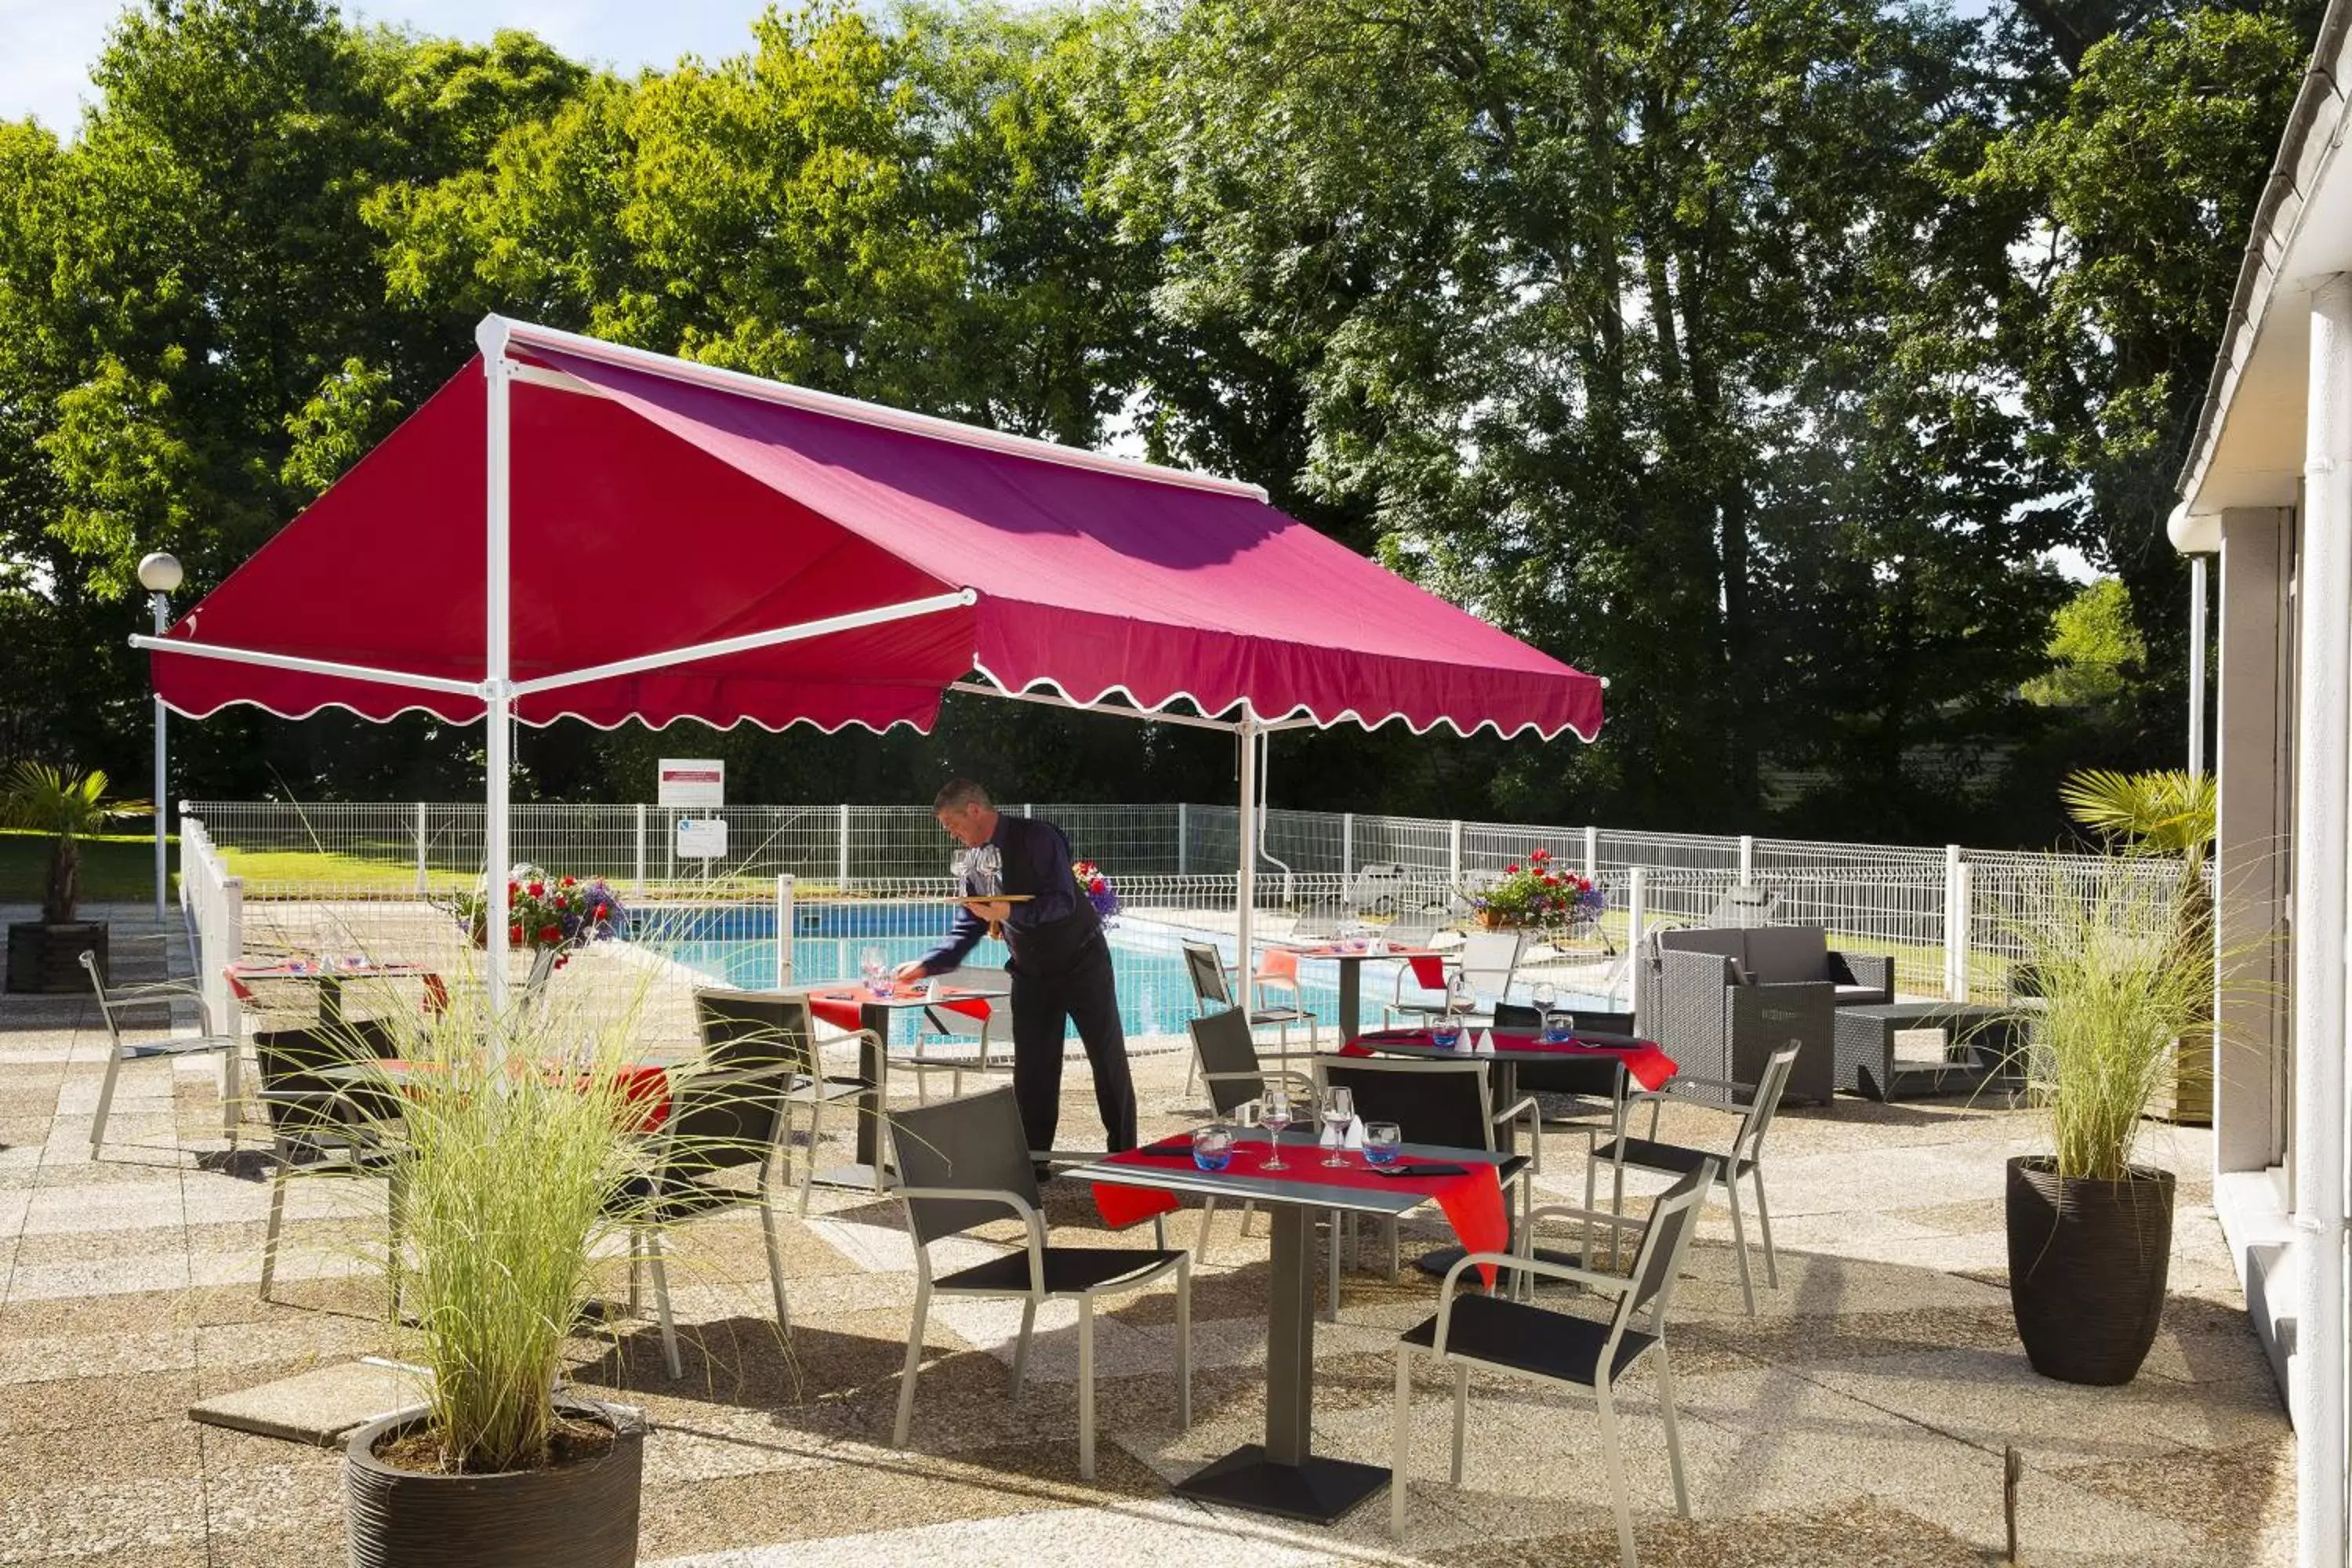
[[82, 949, 241, 1153], [1385, 929, 1526, 1026], [692, 989, 867, 1214], [1185, 1007, 1317, 1266], [252, 1018, 406, 1308], [1390, 1161, 1719, 1566], [1588, 1043, 1799, 1316], [1493, 1001, 1635, 1128], [607, 1055, 804, 1378], [889, 1087, 1192, 1479], [1181, 939, 1316, 1092], [898, 971, 1018, 1102]]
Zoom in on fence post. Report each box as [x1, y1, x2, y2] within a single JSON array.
[[413, 803, 427, 895], [1624, 868, 1647, 1011], [1942, 845, 1964, 1000], [1448, 819, 1465, 888], [1737, 833, 1755, 883], [1022, 803, 1034, 818], [1176, 803, 1189, 876], [1341, 812, 1355, 876], [837, 804, 851, 891], [1583, 825, 1599, 879], [212, 873, 245, 1125], [633, 804, 648, 895], [775, 874, 794, 989]]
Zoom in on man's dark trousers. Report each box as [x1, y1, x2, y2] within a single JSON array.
[[1008, 931, 1137, 1157]]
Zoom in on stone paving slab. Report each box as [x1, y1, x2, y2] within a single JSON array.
[[187, 1358, 429, 1446]]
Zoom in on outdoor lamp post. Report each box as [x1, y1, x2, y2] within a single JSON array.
[[136, 552, 183, 924]]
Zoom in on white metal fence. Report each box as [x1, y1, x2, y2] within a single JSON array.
[[180, 799, 2181, 1007]]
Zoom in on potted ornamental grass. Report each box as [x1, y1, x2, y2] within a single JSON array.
[[3, 762, 151, 993], [2002, 855, 2212, 1385], [340, 974, 662, 1566]]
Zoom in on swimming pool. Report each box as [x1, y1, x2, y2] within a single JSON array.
[[631, 903, 1611, 1043]]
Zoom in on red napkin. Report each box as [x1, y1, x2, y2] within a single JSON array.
[[1407, 953, 1448, 992], [1091, 1142, 1511, 1285], [807, 986, 992, 1033]]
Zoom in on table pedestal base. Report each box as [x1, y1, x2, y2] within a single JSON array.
[[1174, 1444, 1388, 1523]]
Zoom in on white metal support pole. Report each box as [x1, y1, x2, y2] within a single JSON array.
[[836, 804, 851, 891], [2296, 274, 2352, 1568], [1447, 819, 1464, 890], [1341, 812, 1355, 877], [1942, 844, 1963, 1002], [1022, 803, 1034, 818], [478, 321, 515, 1021], [1737, 834, 1755, 884], [1947, 863, 1973, 1003], [1625, 869, 1647, 1012], [1177, 803, 1189, 876], [413, 802, 427, 895], [150, 592, 169, 921], [1583, 825, 1599, 880], [633, 804, 648, 895], [1237, 719, 1258, 980], [2189, 553, 2211, 778], [775, 874, 794, 989]]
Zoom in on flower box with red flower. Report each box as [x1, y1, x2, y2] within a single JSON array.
[[1073, 860, 1120, 925], [1468, 848, 1603, 934], [452, 866, 629, 958]]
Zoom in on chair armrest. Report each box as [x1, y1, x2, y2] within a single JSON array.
[[105, 978, 205, 1002], [1203, 1067, 1316, 1098], [1425, 1248, 1632, 1352], [1491, 1093, 1543, 1173], [1526, 1202, 1644, 1231], [893, 1185, 1048, 1293]]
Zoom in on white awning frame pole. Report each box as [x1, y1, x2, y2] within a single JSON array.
[[2188, 554, 2210, 778], [481, 321, 515, 1025], [1236, 715, 1258, 1004]]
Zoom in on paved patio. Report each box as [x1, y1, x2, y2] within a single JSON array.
[[0, 909, 2292, 1566]]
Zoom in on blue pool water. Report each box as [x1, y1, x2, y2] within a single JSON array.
[[632, 903, 1610, 1043]]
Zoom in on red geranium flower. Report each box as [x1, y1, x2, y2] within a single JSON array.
[[1530, 848, 1551, 862], [561, 876, 576, 887], [537, 924, 561, 945], [527, 880, 545, 898], [1505, 863, 1520, 874], [508, 924, 523, 944], [593, 903, 608, 920]]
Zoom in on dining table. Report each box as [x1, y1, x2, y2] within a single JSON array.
[[1265, 939, 1447, 1043], [798, 981, 1007, 1192], [1075, 1129, 1512, 1525], [226, 958, 447, 1027]]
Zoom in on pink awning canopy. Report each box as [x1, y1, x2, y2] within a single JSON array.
[[150, 319, 1604, 742]]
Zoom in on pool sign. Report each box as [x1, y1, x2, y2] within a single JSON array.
[[676, 817, 728, 859], [657, 759, 724, 809]]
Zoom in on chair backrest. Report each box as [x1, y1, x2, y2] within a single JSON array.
[[1617, 1160, 1719, 1330], [1732, 1044, 1802, 1164], [1741, 926, 1828, 985], [1491, 1000, 1543, 1031], [1457, 931, 1525, 993], [1290, 902, 1342, 940], [1189, 1007, 1269, 1117], [1384, 916, 1440, 948], [521, 945, 560, 1004], [890, 1086, 1041, 1245], [1314, 1055, 1496, 1152], [659, 1059, 797, 1181], [694, 989, 820, 1075], [253, 1018, 404, 1134], [1181, 941, 1235, 1009], [80, 949, 127, 1047], [1255, 947, 1301, 984]]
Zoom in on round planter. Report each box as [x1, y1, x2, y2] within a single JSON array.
[[345, 1396, 644, 1568], [2005, 1156, 2175, 1385], [5, 921, 107, 993]]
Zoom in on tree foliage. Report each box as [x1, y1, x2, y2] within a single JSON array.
[[0, 0, 2318, 842]]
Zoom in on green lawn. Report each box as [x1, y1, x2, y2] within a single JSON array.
[[0, 829, 173, 904]]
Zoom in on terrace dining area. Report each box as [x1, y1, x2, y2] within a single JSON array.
[[0, 911, 2289, 1568]]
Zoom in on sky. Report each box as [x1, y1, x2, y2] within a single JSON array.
[[0, 0, 791, 135]]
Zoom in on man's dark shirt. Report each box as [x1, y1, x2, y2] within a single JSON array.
[[918, 812, 1097, 976]]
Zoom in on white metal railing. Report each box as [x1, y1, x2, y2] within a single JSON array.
[[180, 799, 2180, 1008], [176, 813, 243, 1039]]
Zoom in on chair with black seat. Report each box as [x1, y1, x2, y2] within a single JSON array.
[[693, 989, 866, 1214], [898, 970, 1018, 1102], [1312, 1053, 1541, 1300], [1180, 939, 1316, 1092], [608, 1052, 803, 1379], [83, 949, 243, 1154], [889, 1087, 1191, 1480], [1587, 1043, 1798, 1316], [1186, 1006, 1318, 1264], [253, 1015, 407, 1307], [1494, 1002, 1635, 1129], [1389, 1161, 1719, 1566]]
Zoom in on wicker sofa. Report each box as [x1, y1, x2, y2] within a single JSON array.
[[1634, 927, 1894, 1105]]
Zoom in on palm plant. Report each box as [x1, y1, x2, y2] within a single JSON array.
[[2, 763, 151, 924]]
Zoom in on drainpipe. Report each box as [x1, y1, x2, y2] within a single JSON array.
[[2296, 272, 2351, 1568]]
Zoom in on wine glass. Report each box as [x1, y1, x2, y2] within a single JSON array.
[[1259, 1090, 1293, 1171], [1529, 981, 1556, 1017], [1363, 1121, 1403, 1167], [1320, 1085, 1356, 1167], [858, 945, 889, 998]]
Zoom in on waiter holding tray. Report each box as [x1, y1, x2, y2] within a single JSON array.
[[895, 778, 1138, 1164]]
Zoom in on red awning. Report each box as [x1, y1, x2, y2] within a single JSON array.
[[151, 320, 1603, 741]]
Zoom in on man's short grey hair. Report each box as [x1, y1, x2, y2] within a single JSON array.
[[933, 778, 993, 813]]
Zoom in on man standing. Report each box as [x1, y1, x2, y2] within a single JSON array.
[[895, 779, 1138, 1160]]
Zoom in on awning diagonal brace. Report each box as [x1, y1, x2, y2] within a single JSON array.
[[510, 589, 977, 698], [129, 635, 484, 698]]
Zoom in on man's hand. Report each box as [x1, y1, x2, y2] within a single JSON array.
[[892, 960, 929, 984], [960, 898, 1014, 924]]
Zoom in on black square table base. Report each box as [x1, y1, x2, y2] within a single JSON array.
[[1174, 1445, 1389, 1524]]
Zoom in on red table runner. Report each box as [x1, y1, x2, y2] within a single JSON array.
[[804, 985, 993, 1033], [1344, 1028, 1678, 1091], [366, 1057, 674, 1132], [1090, 1138, 1510, 1286]]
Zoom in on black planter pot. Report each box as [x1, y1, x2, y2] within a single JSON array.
[[2005, 1156, 2176, 1386], [5, 921, 106, 993], [344, 1396, 644, 1568]]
